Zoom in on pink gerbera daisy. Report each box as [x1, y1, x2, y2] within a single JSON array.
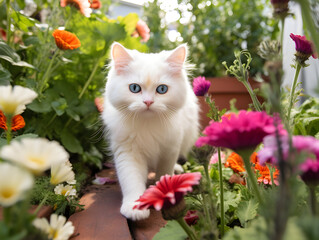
[[196, 110, 283, 151], [290, 33, 317, 66], [134, 172, 201, 211]]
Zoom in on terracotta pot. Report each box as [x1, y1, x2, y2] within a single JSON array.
[[198, 77, 262, 129]]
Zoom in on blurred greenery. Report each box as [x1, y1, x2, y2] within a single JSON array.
[[144, 0, 279, 77]]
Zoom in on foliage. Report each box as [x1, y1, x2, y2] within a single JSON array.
[[143, 0, 279, 77], [0, 0, 148, 172]]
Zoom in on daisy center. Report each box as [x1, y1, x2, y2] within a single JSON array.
[[0, 188, 16, 199], [28, 156, 46, 165]]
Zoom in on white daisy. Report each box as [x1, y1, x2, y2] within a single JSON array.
[[0, 138, 69, 174], [0, 162, 34, 207], [0, 85, 37, 116], [33, 214, 74, 240], [54, 184, 77, 197], [50, 160, 75, 185]]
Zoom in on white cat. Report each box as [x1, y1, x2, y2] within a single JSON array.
[[102, 42, 199, 220]]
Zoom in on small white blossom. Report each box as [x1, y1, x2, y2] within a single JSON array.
[[0, 85, 37, 116], [0, 163, 34, 207], [33, 214, 74, 240], [0, 138, 69, 174], [54, 184, 76, 197]]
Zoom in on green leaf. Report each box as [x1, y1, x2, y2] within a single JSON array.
[[11, 10, 38, 32], [66, 109, 80, 121], [118, 13, 139, 35], [0, 63, 12, 85], [153, 221, 187, 240], [61, 129, 83, 154], [236, 198, 259, 226], [14, 133, 38, 141], [221, 191, 241, 212], [0, 41, 35, 69], [0, 138, 7, 149], [51, 98, 68, 116], [27, 97, 53, 113]]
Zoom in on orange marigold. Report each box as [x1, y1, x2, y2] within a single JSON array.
[[225, 152, 279, 185], [52, 30, 81, 50], [0, 110, 25, 131]]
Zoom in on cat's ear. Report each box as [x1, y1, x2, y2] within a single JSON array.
[[111, 42, 133, 74], [166, 44, 187, 74]]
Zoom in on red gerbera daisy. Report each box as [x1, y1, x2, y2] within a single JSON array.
[[134, 172, 201, 211]]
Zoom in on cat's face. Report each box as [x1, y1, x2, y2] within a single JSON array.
[[106, 43, 189, 117]]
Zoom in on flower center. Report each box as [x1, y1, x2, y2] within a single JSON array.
[[0, 188, 16, 199], [28, 156, 45, 166], [61, 189, 68, 196], [49, 228, 59, 239], [0, 101, 18, 116]]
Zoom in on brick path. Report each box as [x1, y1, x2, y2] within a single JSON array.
[[69, 168, 166, 240]]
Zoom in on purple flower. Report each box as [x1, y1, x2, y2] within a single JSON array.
[[258, 135, 319, 165], [192, 76, 211, 96], [196, 111, 283, 151]]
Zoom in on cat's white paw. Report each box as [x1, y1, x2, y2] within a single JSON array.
[[174, 163, 184, 174], [120, 202, 150, 221]]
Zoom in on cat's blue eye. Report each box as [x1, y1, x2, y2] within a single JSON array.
[[156, 85, 168, 94], [129, 84, 141, 93]]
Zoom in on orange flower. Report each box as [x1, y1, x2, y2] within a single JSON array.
[[52, 30, 81, 50], [90, 0, 101, 9], [60, 0, 92, 17], [225, 152, 279, 185], [0, 111, 25, 131]]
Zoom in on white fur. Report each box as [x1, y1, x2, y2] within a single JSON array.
[[102, 43, 199, 220]]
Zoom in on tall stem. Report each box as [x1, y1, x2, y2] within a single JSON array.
[[38, 50, 59, 94], [217, 148, 225, 237], [280, 18, 285, 57], [176, 217, 199, 240], [238, 149, 263, 204], [309, 186, 317, 216], [78, 60, 100, 99], [6, 115, 12, 144], [242, 80, 262, 111], [287, 64, 301, 120], [6, 0, 12, 46]]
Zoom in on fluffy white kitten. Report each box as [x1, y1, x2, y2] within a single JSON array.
[[102, 42, 199, 220]]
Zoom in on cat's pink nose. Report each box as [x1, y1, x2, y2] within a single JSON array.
[[143, 100, 154, 108]]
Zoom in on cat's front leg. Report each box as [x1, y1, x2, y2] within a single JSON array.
[[114, 152, 150, 221]]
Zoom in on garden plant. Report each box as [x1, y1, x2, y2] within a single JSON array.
[[0, 0, 319, 239]]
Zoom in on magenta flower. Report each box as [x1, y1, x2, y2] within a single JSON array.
[[300, 159, 319, 186], [192, 76, 211, 96], [196, 111, 282, 151], [290, 33, 316, 58], [133, 172, 201, 211]]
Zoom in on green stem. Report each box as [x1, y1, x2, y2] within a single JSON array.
[[309, 185, 317, 216], [267, 164, 275, 186], [239, 149, 263, 204], [78, 60, 100, 99], [287, 64, 301, 120], [217, 148, 225, 237], [6, 115, 12, 144], [176, 218, 199, 240], [280, 17, 285, 57], [3, 206, 12, 227], [6, 0, 12, 46], [38, 50, 59, 94], [46, 113, 57, 128], [241, 80, 262, 111], [33, 193, 49, 216]]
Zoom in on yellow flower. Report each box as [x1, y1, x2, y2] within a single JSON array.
[[0, 138, 69, 174], [33, 214, 74, 240], [0, 163, 33, 207], [50, 160, 75, 185], [0, 85, 37, 116]]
